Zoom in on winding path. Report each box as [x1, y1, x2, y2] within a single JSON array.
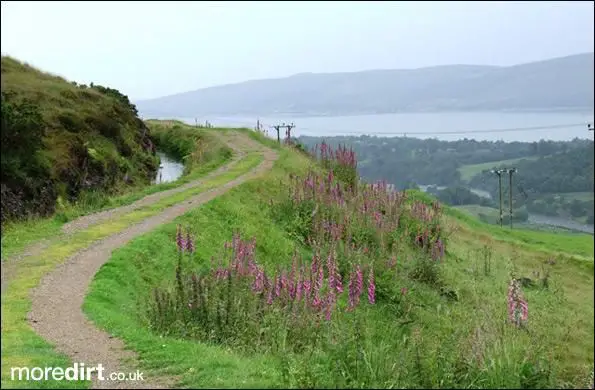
[[23, 133, 278, 389]]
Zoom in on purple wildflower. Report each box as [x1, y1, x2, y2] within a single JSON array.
[[368, 266, 376, 304], [252, 268, 264, 293], [356, 265, 363, 297], [303, 279, 312, 300], [176, 225, 186, 252], [325, 289, 335, 321], [274, 273, 281, 297], [185, 231, 194, 253], [347, 264, 363, 310], [295, 267, 303, 303], [507, 278, 528, 327], [335, 270, 344, 294], [266, 284, 274, 305]]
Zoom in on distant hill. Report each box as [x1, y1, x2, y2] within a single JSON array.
[[1, 56, 158, 225], [136, 53, 594, 117]]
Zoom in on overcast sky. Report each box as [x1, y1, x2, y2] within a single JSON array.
[[2, 1, 593, 100]]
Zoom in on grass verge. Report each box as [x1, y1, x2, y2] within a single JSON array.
[[446, 206, 594, 260]]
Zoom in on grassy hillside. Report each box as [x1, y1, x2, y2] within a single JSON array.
[[80, 135, 593, 389], [1, 56, 158, 227]]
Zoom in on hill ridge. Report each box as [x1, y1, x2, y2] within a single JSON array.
[[136, 52, 594, 117]]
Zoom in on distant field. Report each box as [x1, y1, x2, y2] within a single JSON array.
[[554, 192, 594, 202], [454, 204, 593, 234], [458, 156, 539, 181], [454, 204, 500, 217]]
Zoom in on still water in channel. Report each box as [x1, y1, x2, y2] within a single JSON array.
[[153, 152, 184, 184]]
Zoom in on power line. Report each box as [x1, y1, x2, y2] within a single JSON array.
[[182, 117, 592, 137], [296, 122, 590, 136]]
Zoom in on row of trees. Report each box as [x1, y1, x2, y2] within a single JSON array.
[[298, 135, 592, 191], [298, 135, 594, 225]]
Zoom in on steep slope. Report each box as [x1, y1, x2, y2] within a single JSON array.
[[1, 56, 158, 226], [136, 53, 594, 117], [79, 135, 593, 389]]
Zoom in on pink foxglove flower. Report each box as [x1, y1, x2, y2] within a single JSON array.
[[507, 278, 528, 327], [185, 231, 194, 253], [368, 266, 376, 304], [176, 225, 186, 252]]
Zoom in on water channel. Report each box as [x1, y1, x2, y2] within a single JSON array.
[[153, 152, 184, 184]]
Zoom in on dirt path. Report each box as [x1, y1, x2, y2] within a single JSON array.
[[24, 134, 278, 389]]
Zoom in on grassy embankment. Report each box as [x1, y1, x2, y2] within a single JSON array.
[[1, 119, 235, 261], [1, 56, 157, 233], [78, 136, 593, 389], [1, 56, 240, 259]]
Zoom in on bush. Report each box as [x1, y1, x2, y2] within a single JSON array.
[[0, 91, 56, 224], [1, 57, 160, 227]]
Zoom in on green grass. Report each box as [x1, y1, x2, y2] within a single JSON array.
[[455, 204, 501, 218], [446, 207, 594, 260], [458, 156, 539, 181], [454, 203, 594, 235], [81, 142, 593, 388], [0, 148, 269, 389]]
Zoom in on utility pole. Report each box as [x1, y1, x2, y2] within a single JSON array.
[[492, 169, 505, 227], [271, 122, 295, 144], [589, 123, 594, 196], [507, 168, 517, 229], [281, 122, 295, 143], [272, 125, 281, 144]]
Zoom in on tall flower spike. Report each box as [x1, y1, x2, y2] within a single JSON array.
[[368, 266, 376, 304], [356, 265, 363, 299], [176, 225, 185, 252], [335, 268, 344, 294], [185, 231, 194, 253], [507, 278, 528, 327], [347, 270, 357, 311]]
